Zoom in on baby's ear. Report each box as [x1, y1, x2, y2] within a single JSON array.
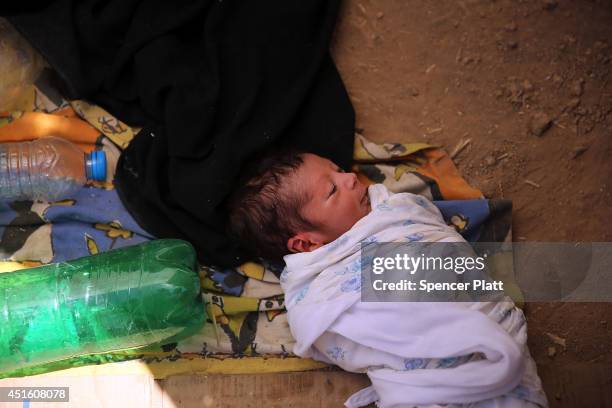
[[287, 232, 323, 253]]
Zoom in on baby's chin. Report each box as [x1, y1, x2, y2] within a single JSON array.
[[362, 205, 372, 219], [353, 198, 372, 225]]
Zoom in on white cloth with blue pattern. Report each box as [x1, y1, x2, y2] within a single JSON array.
[[281, 184, 547, 408]]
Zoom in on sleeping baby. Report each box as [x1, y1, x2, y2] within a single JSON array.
[[227, 150, 547, 408]]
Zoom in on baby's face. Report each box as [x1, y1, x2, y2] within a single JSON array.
[[296, 153, 371, 245]]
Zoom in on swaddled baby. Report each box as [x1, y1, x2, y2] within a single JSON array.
[[227, 150, 547, 408]]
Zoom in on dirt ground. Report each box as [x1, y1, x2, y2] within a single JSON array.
[[329, 0, 612, 406]]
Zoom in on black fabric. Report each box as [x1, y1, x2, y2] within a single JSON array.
[[5, 0, 355, 267]]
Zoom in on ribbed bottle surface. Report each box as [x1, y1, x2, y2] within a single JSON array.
[[0, 240, 205, 377], [0, 137, 87, 202]]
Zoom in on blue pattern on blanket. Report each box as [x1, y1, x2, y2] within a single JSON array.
[[326, 346, 347, 361], [405, 232, 424, 242], [295, 285, 310, 304], [433, 199, 490, 242], [403, 358, 426, 370], [340, 275, 362, 293], [0, 186, 153, 263], [46, 187, 153, 262]]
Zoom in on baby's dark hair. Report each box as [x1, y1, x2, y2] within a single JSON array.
[[226, 149, 318, 261]]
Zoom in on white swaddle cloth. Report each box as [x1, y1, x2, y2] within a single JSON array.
[[281, 184, 547, 408]]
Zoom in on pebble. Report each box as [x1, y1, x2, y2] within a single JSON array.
[[478, 179, 497, 198], [547, 346, 557, 358], [528, 112, 554, 136], [504, 21, 518, 32], [376, 11, 384, 19], [522, 79, 534, 92], [572, 145, 589, 158], [564, 98, 581, 111], [593, 41, 607, 50], [484, 155, 497, 166], [570, 78, 585, 97], [507, 40, 518, 50]]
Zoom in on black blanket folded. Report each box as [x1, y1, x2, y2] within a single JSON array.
[[5, 0, 355, 267]]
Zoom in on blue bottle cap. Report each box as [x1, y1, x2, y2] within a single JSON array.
[[85, 150, 107, 181]]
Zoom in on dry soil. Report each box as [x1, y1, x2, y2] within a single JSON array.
[[331, 0, 612, 406]]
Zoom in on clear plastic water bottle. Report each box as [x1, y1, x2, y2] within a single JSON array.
[[0, 136, 106, 202]]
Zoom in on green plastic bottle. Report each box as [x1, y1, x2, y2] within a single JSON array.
[[0, 239, 205, 376]]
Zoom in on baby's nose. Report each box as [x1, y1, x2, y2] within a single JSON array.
[[343, 172, 357, 189]]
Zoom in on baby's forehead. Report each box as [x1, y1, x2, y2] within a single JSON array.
[[293, 154, 331, 183], [290, 153, 334, 198], [291, 153, 338, 199], [301, 153, 336, 171]]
